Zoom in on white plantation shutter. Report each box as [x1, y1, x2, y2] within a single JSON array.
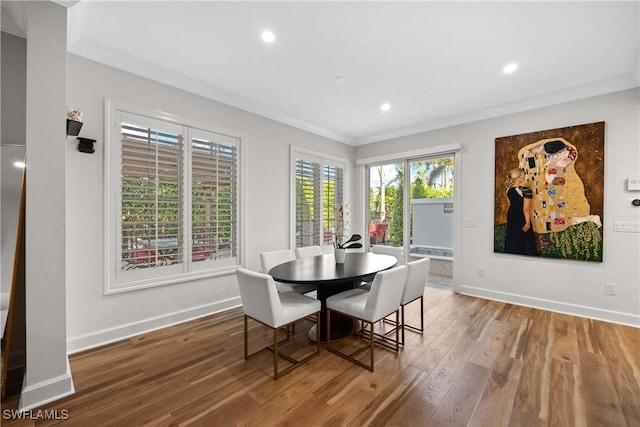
[[294, 153, 345, 248], [120, 120, 184, 270], [110, 108, 241, 292], [323, 164, 344, 245], [190, 129, 239, 270], [295, 158, 322, 247]]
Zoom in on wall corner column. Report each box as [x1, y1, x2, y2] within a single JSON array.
[[19, 1, 74, 411]]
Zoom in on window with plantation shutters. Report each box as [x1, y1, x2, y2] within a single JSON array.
[[323, 164, 344, 245], [107, 105, 241, 293], [190, 129, 238, 267], [293, 151, 345, 249], [120, 120, 184, 272], [295, 159, 321, 247]]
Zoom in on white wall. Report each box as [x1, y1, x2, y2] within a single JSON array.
[[356, 88, 640, 326], [65, 54, 355, 352]]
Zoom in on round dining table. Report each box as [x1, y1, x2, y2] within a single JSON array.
[[269, 252, 397, 342]]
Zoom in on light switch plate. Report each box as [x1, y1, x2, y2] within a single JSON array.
[[614, 221, 640, 232]]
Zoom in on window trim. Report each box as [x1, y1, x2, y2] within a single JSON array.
[[104, 99, 244, 294], [290, 146, 348, 252]]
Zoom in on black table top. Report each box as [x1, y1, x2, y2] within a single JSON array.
[[268, 252, 397, 284]]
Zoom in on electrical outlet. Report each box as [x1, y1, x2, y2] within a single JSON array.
[[477, 267, 485, 277], [605, 283, 616, 296]]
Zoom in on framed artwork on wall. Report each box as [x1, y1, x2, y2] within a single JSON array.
[[494, 121, 605, 262]]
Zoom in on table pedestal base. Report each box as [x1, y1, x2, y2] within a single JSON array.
[[308, 313, 354, 343], [313, 276, 373, 342]]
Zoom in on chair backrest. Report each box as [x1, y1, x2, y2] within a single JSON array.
[[236, 268, 282, 327], [295, 246, 322, 259], [403, 258, 430, 304], [260, 249, 294, 273], [371, 245, 404, 265], [364, 265, 408, 321]]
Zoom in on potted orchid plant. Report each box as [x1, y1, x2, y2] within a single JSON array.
[[334, 234, 363, 250], [333, 203, 362, 263]]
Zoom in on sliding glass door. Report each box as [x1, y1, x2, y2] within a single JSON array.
[[366, 154, 455, 275], [368, 162, 404, 250]]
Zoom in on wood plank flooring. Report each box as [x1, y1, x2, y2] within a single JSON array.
[[2, 286, 639, 426]]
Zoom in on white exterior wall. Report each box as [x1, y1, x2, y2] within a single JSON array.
[[412, 198, 454, 249]]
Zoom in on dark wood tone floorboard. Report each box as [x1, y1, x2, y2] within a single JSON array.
[[2, 287, 639, 426]]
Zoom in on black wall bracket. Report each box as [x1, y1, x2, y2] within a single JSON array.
[[77, 137, 97, 154]]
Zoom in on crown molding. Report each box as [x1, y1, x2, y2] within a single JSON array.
[[353, 73, 640, 146], [67, 38, 637, 149], [67, 40, 355, 145]]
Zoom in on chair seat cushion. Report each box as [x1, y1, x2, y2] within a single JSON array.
[[326, 288, 370, 319], [276, 292, 321, 326]]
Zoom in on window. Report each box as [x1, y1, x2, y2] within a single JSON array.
[[106, 104, 240, 293], [292, 150, 345, 248], [359, 144, 459, 270]]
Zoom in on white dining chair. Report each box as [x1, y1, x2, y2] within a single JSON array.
[[295, 245, 322, 259], [371, 245, 404, 264], [360, 245, 404, 290], [260, 249, 316, 294], [397, 257, 430, 345], [325, 265, 408, 372], [236, 268, 320, 379]]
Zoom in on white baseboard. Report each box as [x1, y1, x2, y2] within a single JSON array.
[[457, 285, 640, 328], [18, 360, 75, 412], [67, 297, 242, 354]]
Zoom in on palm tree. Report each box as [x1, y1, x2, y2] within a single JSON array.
[[426, 157, 454, 189], [372, 164, 402, 223]]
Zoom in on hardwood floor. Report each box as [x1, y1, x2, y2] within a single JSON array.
[[2, 286, 639, 426]]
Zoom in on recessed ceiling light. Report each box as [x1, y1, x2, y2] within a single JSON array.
[[380, 103, 391, 112], [503, 63, 518, 74], [334, 75, 347, 84], [261, 30, 275, 43], [13, 160, 26, 169]]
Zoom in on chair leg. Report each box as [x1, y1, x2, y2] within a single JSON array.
[[326, 309, 400, 372], [326, 308, 332, 347], [273, 327, 279, 379], [395, 310, 399, 352], [420, 295, 424, 333], [401, 305, 406, 346], [244, 315, 249, 359], [402, 296, 425, 338], [244, 314, 320, 380], [369, 321, 375, 371], [315, 311, 320, 356]]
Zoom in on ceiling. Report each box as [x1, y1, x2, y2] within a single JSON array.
[[3, 1, 640, 145]]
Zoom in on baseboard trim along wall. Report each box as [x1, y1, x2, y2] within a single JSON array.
[[67, 297, 242, 354], [457, 285, 640, 328], [18, 360, 75, 413]]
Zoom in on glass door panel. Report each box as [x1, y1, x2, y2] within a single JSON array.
[[409, 156, 455, 275], [368, 162, 404, 250]]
